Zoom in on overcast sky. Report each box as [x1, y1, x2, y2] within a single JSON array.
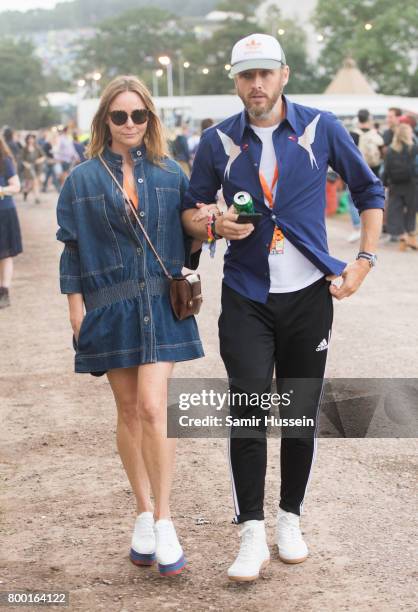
[[0, 0, 72, 12]]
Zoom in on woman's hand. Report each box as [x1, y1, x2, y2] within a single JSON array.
[[70, 315, 84, 342], [67, 293, 84, 342], [191, 202, 220, 223]]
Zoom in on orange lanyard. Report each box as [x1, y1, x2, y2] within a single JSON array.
[[259, 164, 284, 252], [259, 164, 278, 209]]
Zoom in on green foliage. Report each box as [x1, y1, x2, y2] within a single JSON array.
[[0, 39, 59, 129], [159, 0, 263, 95], [185, 19, 267, 95], [0, 0, 218, 35], [216, 0, 261, 19], [43, 69, 73, 93], [259, 6, 324, 94], [74, 8, 196, 93], [314, 0, 418, 95], [182, 1, 323, 95]]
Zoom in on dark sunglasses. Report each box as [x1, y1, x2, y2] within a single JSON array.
[[109, 108, 150, 126]]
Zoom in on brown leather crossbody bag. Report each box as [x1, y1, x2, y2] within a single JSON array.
[[99, 154, 202, 320]]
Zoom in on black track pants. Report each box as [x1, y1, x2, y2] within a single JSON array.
[[219, 277, 333, 523]]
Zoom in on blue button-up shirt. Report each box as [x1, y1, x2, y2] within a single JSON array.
[[182, 96, 385, 303]]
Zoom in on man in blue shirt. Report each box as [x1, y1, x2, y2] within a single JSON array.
[[182, 33, 384, 582]]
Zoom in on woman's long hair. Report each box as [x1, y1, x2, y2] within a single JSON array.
[[0, 135, 14, 175], [391, 124, 414, 153], [86, 75, 168, 164]]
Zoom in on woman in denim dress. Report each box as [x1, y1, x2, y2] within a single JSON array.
[[56, 76, 204, 577]]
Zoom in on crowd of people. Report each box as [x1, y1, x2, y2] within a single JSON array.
[[345, 107, 418, 248], [3, 126, 86, 204], [0, 126, 86, 308], [169, 118, 214, 176]]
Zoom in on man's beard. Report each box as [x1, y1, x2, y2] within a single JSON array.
[[245, 86, 283, 120]]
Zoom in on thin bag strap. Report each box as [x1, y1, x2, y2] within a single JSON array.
[[98, 153, 172, 280]]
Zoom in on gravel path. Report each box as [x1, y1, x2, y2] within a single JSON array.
[[1, 193, 417, 611]]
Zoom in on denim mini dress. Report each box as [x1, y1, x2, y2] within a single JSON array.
[[56, 145, 204, 374]]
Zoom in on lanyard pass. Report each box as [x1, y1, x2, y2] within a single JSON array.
[[259, 164, 283, 255]]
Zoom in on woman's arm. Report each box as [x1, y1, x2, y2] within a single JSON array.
[[35, 152, 46, 165], [0, 174, 20, 196], [57, 176, 83, 294]]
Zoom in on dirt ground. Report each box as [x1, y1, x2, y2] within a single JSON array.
[[1, 191, 417, 612]]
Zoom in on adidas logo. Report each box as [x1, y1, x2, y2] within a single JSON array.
[[316, 338, 328, 352]]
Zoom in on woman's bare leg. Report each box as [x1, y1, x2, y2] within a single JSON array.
[[136, 362, 176, 521], [0, 257, 13, 288], [107, 366, 153, 514], [33, 177, 41, 203]]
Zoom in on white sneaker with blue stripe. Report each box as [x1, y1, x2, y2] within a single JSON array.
[[129, 512, 156, 566], [154, 519, 186, 576]]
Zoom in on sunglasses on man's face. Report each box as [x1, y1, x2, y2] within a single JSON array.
[[109, 108, 150, 126]]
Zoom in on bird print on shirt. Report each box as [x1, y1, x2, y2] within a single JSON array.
[[217, 129, 242, 179], [297, 113, 321, 169]]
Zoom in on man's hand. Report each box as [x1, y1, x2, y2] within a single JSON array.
[[326, 258, 370, 300], [182, 203, 253, 242], [215, 205, 255, 240]]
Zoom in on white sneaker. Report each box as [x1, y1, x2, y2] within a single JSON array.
[[154, 519, 186, 576], [129, 511, 156, 566], [347, 229, 361, 243], [276, 508, 308, 564], [227, 520, 270, 582]]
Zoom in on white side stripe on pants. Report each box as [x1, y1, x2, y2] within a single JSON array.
[[227, 433, 240, 520], [299, 327, 332, 514]]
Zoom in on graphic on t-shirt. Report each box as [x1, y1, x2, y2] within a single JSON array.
[[297, 114, 321, 170], [217, 129, 242, 179]]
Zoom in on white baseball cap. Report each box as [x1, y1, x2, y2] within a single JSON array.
[[230, 33, 286, 77]]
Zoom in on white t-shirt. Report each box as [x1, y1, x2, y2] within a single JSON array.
[[250, 123, 324, 293]]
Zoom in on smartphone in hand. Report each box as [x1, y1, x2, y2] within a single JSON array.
[[235, 213, 263, 225]]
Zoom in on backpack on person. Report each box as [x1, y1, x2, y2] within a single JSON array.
[[385, 146, 414, 184], [355, 129, 383, 168]]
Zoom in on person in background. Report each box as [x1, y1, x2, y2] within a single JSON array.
[[350, 109, 384, 177], [21, 134, 45, 204], [347, 109, 384, 242], [398, 116, 418, 214], [171, 124, 191, 177], [383, 122, 418, 251], [56, 126, 79, 185], [187, 129, 200, 161], [0, 136, 22, 308], [42, 130, 60, 193], [72, 132, 87, 164], [3, 128, 23, 182], [37, 129, 47, 151], [383, 107, 402, 149], [188, 119, 215, 165]]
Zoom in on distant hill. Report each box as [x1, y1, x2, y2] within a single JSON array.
[[0, 0, 218, 35]]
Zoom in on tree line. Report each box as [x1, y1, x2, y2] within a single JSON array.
[[1, 0, 417, 128]]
